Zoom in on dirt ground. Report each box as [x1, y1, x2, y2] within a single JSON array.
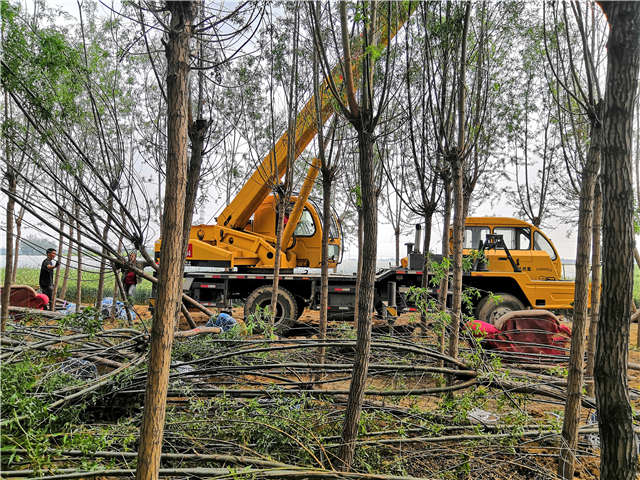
[[126, 304, 640, 479]]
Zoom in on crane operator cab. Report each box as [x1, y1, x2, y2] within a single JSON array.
[[250, 194, 343, 269]]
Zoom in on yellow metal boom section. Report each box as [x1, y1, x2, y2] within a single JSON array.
[[216, 3, 416, 230]]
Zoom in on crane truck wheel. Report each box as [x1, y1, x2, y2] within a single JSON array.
[[477, 293, 525, 325], [244, 286, 298, 335]]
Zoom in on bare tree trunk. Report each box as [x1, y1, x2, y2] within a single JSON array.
[[395, 228, 400, 266], [422, 215, 433, 281], [270, 201, 286, 326], [313, 32, 334, 368], [586, 178, 602, 397], [75, 202, 82, 310], [95, 195, 114, 308], [182, 1, 210, 263], [52, 208, 65, 310], [353, 207, 363, 324], [559, 114, 601, 479], [594, 4, 640, 479], [270, 10, 300, 324], [111, 234, 124, 317], [319, 172, 332, 364], [439, 178, 452, 356], [11, 206, 24, 283], [2, 170, 17, 332], [136, 3, 193, 478], [59, 218, 73, 303], [447, 2, 471, 362], [339, 130, 377, 470], [448, 153, 464, 361]]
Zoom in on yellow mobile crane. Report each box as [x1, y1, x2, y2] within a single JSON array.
[[154, 5, 418, 330], [155, 5, 415, 272]]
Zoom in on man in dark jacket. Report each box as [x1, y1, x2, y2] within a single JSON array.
[[39, 248, 58, 310]]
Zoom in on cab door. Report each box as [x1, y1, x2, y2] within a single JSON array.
[[492, 226, 534, 276]]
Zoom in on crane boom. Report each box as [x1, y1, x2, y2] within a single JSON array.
[[216, 3, 416, 230]]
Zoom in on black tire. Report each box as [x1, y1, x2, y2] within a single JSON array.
[[477, 293, 525, 325], [244, 286, 298, 334], [295, 296, 306, 319]]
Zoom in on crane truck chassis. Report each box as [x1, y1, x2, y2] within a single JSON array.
[[153, 217, 578, 334]]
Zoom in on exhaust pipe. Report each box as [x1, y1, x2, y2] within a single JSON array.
[[414, 224, 422, 254]]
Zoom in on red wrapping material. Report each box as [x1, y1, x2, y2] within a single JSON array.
[[482, 312, 571, 357], [0, 285, 48, 309]]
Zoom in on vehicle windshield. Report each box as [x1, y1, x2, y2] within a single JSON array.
[[293, 208, 316, 236]]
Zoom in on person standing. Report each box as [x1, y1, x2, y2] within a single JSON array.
[[39, 248, 58, 310], [121, 252, 141, 300]]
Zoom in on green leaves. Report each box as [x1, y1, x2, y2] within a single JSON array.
[[2, 1, 85, 124]]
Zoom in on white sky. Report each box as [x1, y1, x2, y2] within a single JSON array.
[[2, 0, 633, 267]]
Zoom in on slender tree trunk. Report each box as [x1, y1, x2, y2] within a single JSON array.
[[353, 207, 363, 324], [11, 206, 24, 283], [319, 172, 332, 365], [439, 178, 452, 357], [270, 198, 286, 326], [136, 2, 193, 478], [2, 170, 16, 331], [75, 203, 82, 310], [59, 218, 73, 303], [111, 234, 124, 317], [95, 195, 114, 308], [52, 208, 64, 309], [586, 178, 602, 397], [448, 154, 464, 360], [447, 2, 471, 362], [559, 116, 601, 479], [395, 228, 400, 267], [313, 32, 333, 367], [339, 130, 377, 470], [177, 119, 208, 331], [421, 214, 433, 287], [594, 4, 640, 479], [270, 10, 299, 324]]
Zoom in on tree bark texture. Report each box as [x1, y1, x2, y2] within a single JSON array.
[[448, 154, 464, 361], [59, 219, 73, 302], [585, 178, 602, 398], [338, 130, 377, 470], [448, 2, 471, 362], [439, 178, 452, 359], [75, 203, 82, 310], [52, 208, 65, 309], [353, 207, 363, 324], [594, 3, 640, 479], [136, 2, 193, 479], [421, 215, 433, 284], [11, 206, 24, 283], [558, 118, 600, 480], [319, 171, 332, 365], [1, 170, 16, 332], [95, 195, 114, 308]]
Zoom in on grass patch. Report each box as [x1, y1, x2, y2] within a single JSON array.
[[3, 267, 152, 305]]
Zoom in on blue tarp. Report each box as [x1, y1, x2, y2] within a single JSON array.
[[206, 312, 237, 332], [99, 297, 138, 321]]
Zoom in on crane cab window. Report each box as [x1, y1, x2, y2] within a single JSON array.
[[294, 208, 316, 237], [534, 231, 557, 260], [464, 226, 490, 249], [494, 227, 531, 250]]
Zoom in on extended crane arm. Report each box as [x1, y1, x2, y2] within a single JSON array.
[[216, 3, 416, 230]]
